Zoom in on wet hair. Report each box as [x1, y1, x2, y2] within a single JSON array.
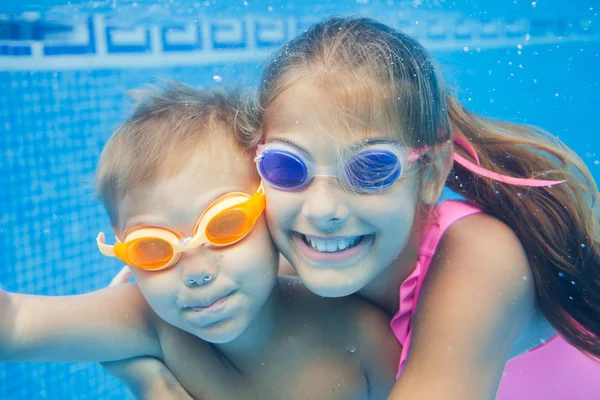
[[96, 81, 258, 227], [256, 16, 600, 359]]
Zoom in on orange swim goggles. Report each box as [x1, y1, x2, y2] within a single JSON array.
[[96, 185, 266, 271]]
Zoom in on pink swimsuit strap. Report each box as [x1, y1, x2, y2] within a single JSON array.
[[390, 199, 482, 377]]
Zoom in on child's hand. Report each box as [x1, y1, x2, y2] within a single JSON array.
[[101, 267, 192, 400], [109, 266, 133, 286]]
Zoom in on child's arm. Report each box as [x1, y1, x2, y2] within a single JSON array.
[[0, 283, 162, 363], [389, 213, 536, 400], [100, 267, 192, 400]]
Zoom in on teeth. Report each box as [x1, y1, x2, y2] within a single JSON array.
[[326, 241, 337, 252], [317, 240, 327, 252], [303, 235, 364, 253]]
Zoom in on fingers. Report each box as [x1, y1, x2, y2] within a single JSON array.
[[109, 266, 133, 287]]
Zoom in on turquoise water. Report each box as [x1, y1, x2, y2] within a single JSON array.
[[1, 1, 599, 398]]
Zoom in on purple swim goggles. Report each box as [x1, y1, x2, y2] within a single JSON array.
[[254, 141, 428, 193], [255, 137, 566, 193]]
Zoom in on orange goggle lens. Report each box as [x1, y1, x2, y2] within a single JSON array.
[[127, 237, 175, 270], [206, 209, 251, 245]]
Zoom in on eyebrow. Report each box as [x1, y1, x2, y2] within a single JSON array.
[[361, 138, 403, 146], [267, 138, 313, 158], [267, 136, 403, 155]]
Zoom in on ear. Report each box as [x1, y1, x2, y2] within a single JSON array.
[[420, 141, 453, 205]]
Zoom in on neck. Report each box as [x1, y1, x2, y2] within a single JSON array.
[[216, 280, 284, 360], [357, 221, 425, 316]]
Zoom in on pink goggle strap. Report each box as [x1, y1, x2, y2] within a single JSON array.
[[453, 135, 566, 187]]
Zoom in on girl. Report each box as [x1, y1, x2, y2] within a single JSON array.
[[252, 16, 600, 399]]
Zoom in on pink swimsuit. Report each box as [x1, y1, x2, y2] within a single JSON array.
[[390, 200, 600, 399]]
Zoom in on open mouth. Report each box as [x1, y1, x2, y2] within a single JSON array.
[[300, 234, 370, 253], [293, 232, 374, 264]]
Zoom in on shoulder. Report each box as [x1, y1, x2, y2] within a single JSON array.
[[437, 211, 531, 281], [352, 297, 399, 356], [97, 283, 163, 355], [350, 297, 399, 399], [106, 282, 158, 323], [307, 290, 399, 399], [279, 276, 395, 342], [277, 278, 399, 396], [421, 210, 537, 323], [429, 211, 536, 327], [392, 213, 537, 399]]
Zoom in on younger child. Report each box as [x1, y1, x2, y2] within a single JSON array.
[[0, 82, 399, 400]]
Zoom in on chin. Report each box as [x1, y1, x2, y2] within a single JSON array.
[[299, 272, 363, 298], [197, 319, 247, 344]]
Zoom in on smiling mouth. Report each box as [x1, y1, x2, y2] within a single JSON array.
[[298, 233, 373, 253]]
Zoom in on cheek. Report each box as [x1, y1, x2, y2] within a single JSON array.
[[359, 185, 420, 234], [221, 220, 278, 291], [264, 189, 302, 230], [131, 269, 179, 311]]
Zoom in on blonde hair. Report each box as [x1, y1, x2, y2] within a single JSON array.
[[96, 81, 257, 227], [257, 16, 600, 359]]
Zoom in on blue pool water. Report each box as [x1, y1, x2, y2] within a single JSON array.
[[0, 1, 599, 399]]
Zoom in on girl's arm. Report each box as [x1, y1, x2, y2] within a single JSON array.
[[389, 213, 537, 400], [0, 283, 161, 363]]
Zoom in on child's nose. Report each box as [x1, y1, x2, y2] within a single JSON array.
[[179, 248, 218, 286]]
